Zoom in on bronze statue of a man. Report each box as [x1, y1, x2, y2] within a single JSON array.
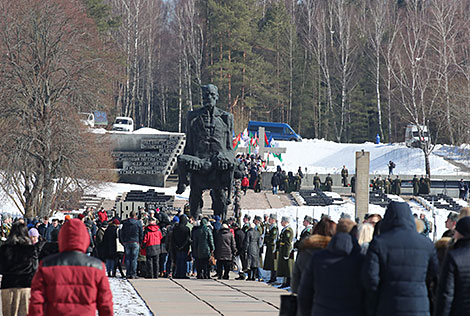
[[176, 84, 235, 220]]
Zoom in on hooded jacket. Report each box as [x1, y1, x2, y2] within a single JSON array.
[[435, 237, 470, 316], [297, 233, 364, 316], [143, 223, 163, 257], [291, 234, 331, 294], [215, 227, 236, 261], [172, 216, 191, 253], [28, 219, 113, 316], [361, 201, 438, 316]]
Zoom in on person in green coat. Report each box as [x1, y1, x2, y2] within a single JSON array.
[[412, 175, 419, 195], [264, 214, 278, 283], [393, 176, 402, 195], [276, 216, 294, 288], [253, 215, 264, 278], [313, 173, 321, 190], [324, 174, 333, 192], [384, 176, 391, 194], [193, 217, 214, 279], [425, 175, 431, 194], [376, 176, 384, 193]]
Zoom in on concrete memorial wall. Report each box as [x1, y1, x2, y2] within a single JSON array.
[[107, 132, 185, 187]]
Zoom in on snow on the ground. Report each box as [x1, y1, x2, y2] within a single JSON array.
[[85, 183, 190, 201], [264, 139, 468, 175], [109, 278, 153, 316]]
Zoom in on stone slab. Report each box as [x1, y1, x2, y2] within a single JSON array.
[[130, 276, 286, 316]]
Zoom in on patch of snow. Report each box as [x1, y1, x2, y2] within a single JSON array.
[[85, 183, 190, 201], [109, 278, 153, 316], [261, 139, 468, 175]]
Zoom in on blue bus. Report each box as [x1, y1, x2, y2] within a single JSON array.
[[247, 121, 302, 141]]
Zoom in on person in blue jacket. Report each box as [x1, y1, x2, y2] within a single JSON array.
[[362, 201, 438, 316]]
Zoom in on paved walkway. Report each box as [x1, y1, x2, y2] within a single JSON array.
[[130, 277, 287, 316]]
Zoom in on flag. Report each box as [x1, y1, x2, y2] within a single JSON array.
[[232, 133, 241, 150], [264, 133, 271, 147], [273, 153, 283, 162]]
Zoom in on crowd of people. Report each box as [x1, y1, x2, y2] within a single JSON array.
[[291, 203, 470, 316]]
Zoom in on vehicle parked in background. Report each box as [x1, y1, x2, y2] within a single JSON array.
[[247, 121, 302, 141], [112, 116, 134, 132], [405, 124, 429, 148], [79, 112, 95, 128]]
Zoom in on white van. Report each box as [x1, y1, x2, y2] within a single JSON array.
[[112, 116, 134, 132], [405, 124, 429, 148], [79, 112, 95, 128]]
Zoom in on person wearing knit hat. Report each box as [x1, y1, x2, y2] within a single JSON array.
[[28, 228, 40, 244], [436, 216, 470, 315], [64, 215, 71, 221]]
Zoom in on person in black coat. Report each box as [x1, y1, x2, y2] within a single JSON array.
[[271, 166, 282, 195], [297, 232, 364, 316], [102, 219, 123, 277], [214, 224, 236, 279], [233, 223, 246, 280], [172, 215, 191, 279], [0, 222, 39, 316], [39, 228, 60, 261], [243, 223, 260, 281], [435, 216, 470, 316], [362, 201, 438, 316]]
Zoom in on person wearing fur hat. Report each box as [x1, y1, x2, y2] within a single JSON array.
[[243, 222, 261, 281], [29, 219, 113, 315], [291, 217, 336, 294], [277, 216, 294, 288], [436, 216, 470, 316]]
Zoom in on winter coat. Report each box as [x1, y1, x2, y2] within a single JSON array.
[[241, 177, 249, 188], [172, 217, 191, 253], [277, 225, 294, 277], [29, 219, 113, 316], [95, 227, 106, 260], [244, 228, 261, 268], [298, 233, 365, 316], [39, 242, 59, 261], [193, 224, 214, 259], [98, 210, 108, 223], [435, 237, 452, 268], [435, 237, 470, 316], [215, 228, 236, 261], [101, 225, 119, 259], [234, 228, 245, 256], [0, 242, 38, 289], [271, 171, 281, 187], [143, 224, 163, 257], [362, 201, 438, 316], [120, 218, 143, 244], [291, 234, 331, 294], [263, 224, 278, 271]]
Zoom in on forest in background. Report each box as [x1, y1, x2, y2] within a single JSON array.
[[88, 0, 470, 145]]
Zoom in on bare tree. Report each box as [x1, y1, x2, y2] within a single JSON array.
[[0, 0, 116, 217], [392, 1, 441, 176]]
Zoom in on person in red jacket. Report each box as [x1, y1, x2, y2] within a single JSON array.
[[97, 208, 108, 224], [143, 217, 163, 278], [28, 218, 113, 316], [241, 176, 249, 195]]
